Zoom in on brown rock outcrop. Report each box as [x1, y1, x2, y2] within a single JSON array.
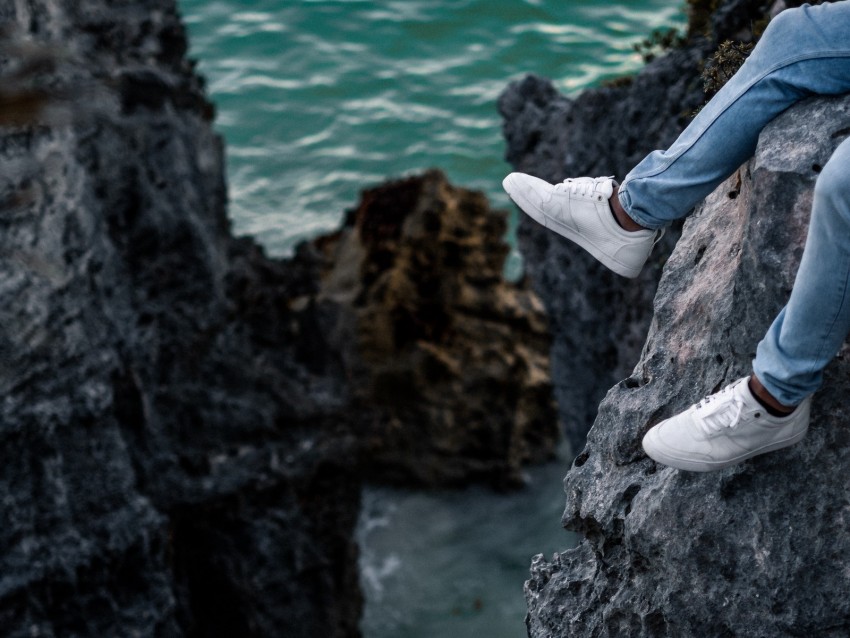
[[309, 170, 560, 489]]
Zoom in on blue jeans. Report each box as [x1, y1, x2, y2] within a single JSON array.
[[617, 3, 850, 406]]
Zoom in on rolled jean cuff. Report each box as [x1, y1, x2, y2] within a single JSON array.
[[617, 185, 666, 230], [751, 360, 813, 408]]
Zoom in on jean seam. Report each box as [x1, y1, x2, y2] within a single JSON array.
[[804, 248, 850, 378], [622, 51, 850, 185]]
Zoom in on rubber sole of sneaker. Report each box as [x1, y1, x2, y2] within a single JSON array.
[[502, 175, 642, 279], [642, 426, 809, 472]]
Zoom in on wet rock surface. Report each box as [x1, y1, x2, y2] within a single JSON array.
[[525, 94, 850, 638], [308, 170, 559, 489]]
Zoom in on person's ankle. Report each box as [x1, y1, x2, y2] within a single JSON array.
[[748, 375, 795, 417], [609, 187, 648, 232]]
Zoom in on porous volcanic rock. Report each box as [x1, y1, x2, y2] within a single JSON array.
[[525, 94, 850, 638], [0, 2, 360, 636], [308, 170, 560, 489]]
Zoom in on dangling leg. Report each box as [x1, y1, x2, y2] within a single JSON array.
[[505, 3, 850, 280], [754, 137, 850, 406], [642, 137, 850, 472], [620, 2, 850, 229]]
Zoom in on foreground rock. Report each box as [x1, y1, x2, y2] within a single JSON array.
[[497, 0, 775, 450], [525, 94, 850, 638], [309, 170, 559, 489], [0, 3, 360, 636]]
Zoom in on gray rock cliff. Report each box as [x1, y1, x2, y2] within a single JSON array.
[[0, 2, 361, 636], [525, 94, 850, 638]]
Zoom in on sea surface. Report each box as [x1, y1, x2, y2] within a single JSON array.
[[180, 0, 685, 278], [356, 447, 575, 638], [178, 1, 685, 636]]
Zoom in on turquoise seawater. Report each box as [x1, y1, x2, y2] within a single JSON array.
[[357, 448, 575, 638], [177, 2, 685, 636], [180, 0, 685, 277]]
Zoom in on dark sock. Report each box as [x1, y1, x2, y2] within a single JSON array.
[[609, 203, 627, 230], [747, 378, 795, 417]]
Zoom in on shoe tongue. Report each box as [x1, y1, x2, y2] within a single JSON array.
[[736, 378, 760, 405]]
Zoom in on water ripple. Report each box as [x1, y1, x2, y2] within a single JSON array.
[[180, 0, 686, 284]]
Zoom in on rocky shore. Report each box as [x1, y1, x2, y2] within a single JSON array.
[[0, 0, 557, 635], [0, 2, 365, 635], [6, 0, 845, 634]]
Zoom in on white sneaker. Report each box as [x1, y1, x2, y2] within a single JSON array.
[[642, 377, 812, 472], [502, 173, 661, 278]]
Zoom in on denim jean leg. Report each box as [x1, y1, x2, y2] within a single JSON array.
[[753, 137, 850, 406], [617, 3, 850, 229]]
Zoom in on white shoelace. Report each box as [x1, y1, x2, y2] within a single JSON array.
[[693, 381, 746, 435], [554, 176, 612, 199], [554, 176, 666, 242]]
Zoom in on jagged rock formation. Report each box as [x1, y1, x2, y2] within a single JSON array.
[[525, 94, 850, 638], [0, 0, 564, 634], [497, 0, 776, 451], [0, 3, 361, 636], [308, 170, 559, 489]]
